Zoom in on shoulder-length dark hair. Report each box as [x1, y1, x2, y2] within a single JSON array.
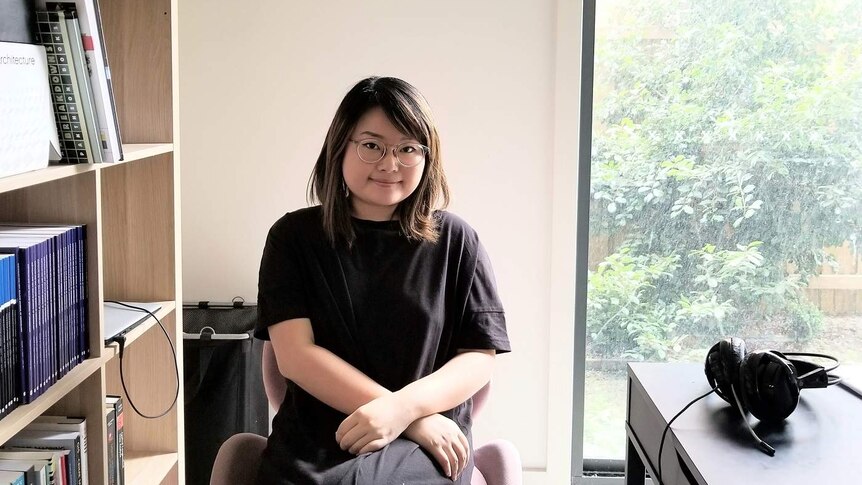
[[308, 76, 450, 247]]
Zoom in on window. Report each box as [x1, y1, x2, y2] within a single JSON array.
[[579, 0, 862, 468]]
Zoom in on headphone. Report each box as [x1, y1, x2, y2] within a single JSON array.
[[703, 337, 841, 455]]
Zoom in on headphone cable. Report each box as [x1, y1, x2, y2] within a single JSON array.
[[105, 300, 180, 419], [656, 387, 716, 485]]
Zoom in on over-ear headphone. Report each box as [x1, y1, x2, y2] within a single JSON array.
[[703, 337, 841, 455]]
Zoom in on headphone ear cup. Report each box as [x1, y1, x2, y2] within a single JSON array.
[[704, 338, 746, 404], [740, 351, 800, 422], [723, 337, 746, 386], [705, 342, 729, 403]]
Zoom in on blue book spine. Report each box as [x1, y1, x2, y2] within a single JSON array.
[[61, 230, 71, 372], [79, 225, 88, 360], [38, 241, 48, 398], [36, 242, 46, 399], [49, 238, 58, 387], [17, 248, 33, 403], [0, 254, 16, 418]]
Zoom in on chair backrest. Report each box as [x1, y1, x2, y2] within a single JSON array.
[[262, 341, 491, 417]]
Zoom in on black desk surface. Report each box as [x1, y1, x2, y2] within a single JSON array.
[[628, 362, 862, 484]]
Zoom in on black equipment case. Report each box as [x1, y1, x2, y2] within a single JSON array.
[[182, 298, 268, 485]]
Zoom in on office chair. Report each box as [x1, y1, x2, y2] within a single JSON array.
[[211, 342, 522, 485]]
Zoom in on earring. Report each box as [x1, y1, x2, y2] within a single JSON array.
[[342, 180, 349, 198]]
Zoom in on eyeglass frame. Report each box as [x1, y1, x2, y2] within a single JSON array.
[[348, 138, 429, 167]]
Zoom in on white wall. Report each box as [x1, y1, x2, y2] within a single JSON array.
[[179, 0, 568, 480]]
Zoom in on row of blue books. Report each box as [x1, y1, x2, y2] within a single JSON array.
[[0, 224, 88, 420]]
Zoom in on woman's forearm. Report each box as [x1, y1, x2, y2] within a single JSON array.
[[287, 343, 392, 415], [269, 319, 391, 415], [394, 350, 496, 421], [270, 320, 495, 420]]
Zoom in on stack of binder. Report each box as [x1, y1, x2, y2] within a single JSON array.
[[0, 224, 89, 417]]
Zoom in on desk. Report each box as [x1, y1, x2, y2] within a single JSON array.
[[625, 363, 862, 485]]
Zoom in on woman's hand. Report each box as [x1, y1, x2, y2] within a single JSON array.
[[335, 394, 414, 455], [403, 414, 470, 481]]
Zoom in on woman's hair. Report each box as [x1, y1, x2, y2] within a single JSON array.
[[308, 76, 450, 247]]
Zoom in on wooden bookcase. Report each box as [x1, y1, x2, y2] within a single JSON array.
[[0, 0, 184, 484]]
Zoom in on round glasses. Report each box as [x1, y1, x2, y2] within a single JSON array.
[[349, 138, 428, 168]]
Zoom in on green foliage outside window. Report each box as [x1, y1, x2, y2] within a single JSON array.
[[587, 0, 862, 361]]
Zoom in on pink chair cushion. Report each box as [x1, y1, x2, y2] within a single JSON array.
[[474, 440, 523, 485], [472, 381, 490, 418], [210, 433, 267, 485], [471, 467, 489, 485]]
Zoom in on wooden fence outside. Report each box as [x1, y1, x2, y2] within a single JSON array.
[[803, 242, 862, 315]]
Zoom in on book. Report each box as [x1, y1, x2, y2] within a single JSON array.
[[105, 396, 123, 485], [0, 0, 38, 44], [0, 253, 19, 420], [0, 41, 62, 178], [0, 224, 88, 408], [37, 0, 122, 162], [0, 459, 48, 485], [27, 417, 89, 485], [0, 449, 64, 485], [0, 470, 25, 485], [63, 11, 102, 163], [0, 225, 84, 379], [36, 10, 96, 164], [104, 407, 115, 485], [2, 429, 80, 485], [0, 297, 20, 418], [58, 454, 67, 485], [0, 234, 55, 403]]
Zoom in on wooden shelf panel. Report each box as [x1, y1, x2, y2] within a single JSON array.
[[104, 301, 177, 360], [121, 144, 175, 163], [101, 153, 177, 303], [0, 358, 103, 445], [0, 144, 173, 195], [124, 451, 178, 485], [0, 163, 93, 195]]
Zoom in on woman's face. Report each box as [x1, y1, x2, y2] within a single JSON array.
[[342, 107, 425, 221]]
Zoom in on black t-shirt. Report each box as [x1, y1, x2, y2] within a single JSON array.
[[254, 206, 510, 484]]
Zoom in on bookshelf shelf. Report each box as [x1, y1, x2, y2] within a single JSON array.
[[0, 144, 174, 195], [120, 144, 175, 163], [0, 358, 104, 445], [0, 163, 94, 195], [123, 451, 179, 485], [104, 301, 177, 360]]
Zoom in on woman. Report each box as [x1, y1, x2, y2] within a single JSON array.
[[255, 76, 511, 484]]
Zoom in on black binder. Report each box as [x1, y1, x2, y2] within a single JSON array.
[[182, 299, 268, 485], [1, 0, 37, 44]]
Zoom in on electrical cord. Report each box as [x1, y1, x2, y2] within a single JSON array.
[[105, 300, 180, 419], [656, 387, 716, 485]]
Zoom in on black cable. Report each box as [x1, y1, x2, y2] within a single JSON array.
[[656, 387, 716, 485], [105, 300, 180, 419]]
